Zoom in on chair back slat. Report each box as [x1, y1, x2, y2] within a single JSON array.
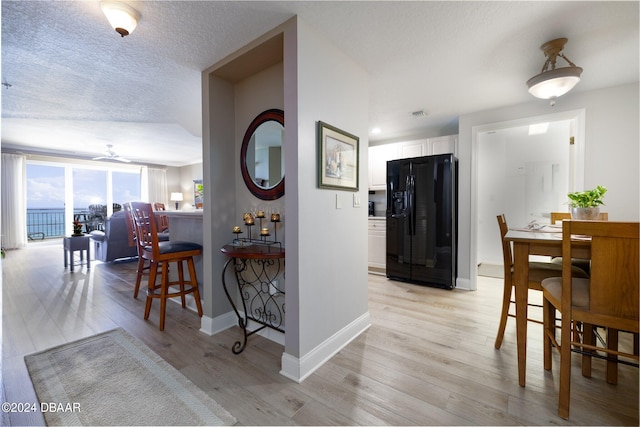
[[157, 215, 169, 232], [565, 220, 639, 324], [153, 203, 169, 232]]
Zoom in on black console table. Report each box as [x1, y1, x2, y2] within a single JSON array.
[[220, 244, 285, 354]]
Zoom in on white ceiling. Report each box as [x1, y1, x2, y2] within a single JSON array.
[[2, 1, 638, 167]]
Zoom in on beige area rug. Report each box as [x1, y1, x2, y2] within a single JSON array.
[[24, 328, 237, 426]]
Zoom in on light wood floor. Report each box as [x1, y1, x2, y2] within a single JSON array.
[[2, 240, 638, 426]]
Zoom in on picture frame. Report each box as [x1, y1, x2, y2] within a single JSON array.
[[193, 179, 203, 209], [317, 121, 359, 191]]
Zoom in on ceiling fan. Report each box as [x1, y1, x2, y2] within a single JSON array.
[[92, 144, 131, 163]]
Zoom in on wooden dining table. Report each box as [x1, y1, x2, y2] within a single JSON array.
[[504, 226, 591, 387]]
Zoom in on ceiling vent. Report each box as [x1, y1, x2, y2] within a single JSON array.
[[411, 109, 427, 118]]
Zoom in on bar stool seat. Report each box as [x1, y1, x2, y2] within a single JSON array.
[[153, 241, 200, 254]]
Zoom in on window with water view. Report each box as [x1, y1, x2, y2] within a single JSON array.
[[26, 163, 141, 239]]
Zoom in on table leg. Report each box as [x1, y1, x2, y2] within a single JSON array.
[[70, 249, 75, 272], [87, 246, 91, 269], [513, 241, 530, 387], [64, 248, 68, 268]]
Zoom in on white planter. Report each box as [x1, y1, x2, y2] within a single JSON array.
[[570, 206, 600, 220]]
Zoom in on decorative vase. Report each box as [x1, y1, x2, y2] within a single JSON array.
[[570, 206, 600, 220]]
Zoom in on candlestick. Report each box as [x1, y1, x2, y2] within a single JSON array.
[[260, 227, 270, 236], [232, 226, 242, 234], [271, 213, 280, 222], [256, 210, 265, 218]]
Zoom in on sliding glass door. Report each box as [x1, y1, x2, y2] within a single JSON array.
[[26, 161, 141, 239], [26, 164, 65, 239]]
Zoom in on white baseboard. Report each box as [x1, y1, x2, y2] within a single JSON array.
[[199, 311, 237, 336], [279, 311, 371, 383], [199, 311, 285, 347], [456, 276, 472, 290], [249, 320, 285, 346]]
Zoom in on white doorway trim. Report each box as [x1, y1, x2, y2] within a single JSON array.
[[469, 109, 586, 291]]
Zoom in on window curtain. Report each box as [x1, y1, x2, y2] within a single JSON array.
[[1, 153, 27, 249], [141, 167, 168, 207]]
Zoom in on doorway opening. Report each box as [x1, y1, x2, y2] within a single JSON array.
[[470, 109, 586, 289]]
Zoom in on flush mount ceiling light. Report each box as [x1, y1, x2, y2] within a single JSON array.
[[100, 1, 140, 37], [527, 38, 582, 100]]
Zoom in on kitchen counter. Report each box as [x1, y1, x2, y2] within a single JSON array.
[[162, 210, 203, 218]]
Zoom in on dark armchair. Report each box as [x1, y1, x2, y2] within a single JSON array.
[[89, 211, 138, 262]]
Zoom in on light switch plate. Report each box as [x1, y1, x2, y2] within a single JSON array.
[[336, 193, 342, 209], [353, 193, 361, 208]]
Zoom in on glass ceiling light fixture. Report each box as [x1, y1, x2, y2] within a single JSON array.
[[100, 1, 140, 37], [527, 38, 582, 101]]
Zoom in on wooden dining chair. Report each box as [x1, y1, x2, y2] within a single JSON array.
[[130, 202, 203, 330], [493, 214, 589, 349], [541, 220, 639, 419], [550, 211, 636, 382]]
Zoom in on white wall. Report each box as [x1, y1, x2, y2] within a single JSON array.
[[201, 73, 237, 322], [165, 164, 203, 209], [200, 18, 370, 382], [459, 82, 639, 289], [281, 17, 370, 381], [477, 120, 571, 266], [235, 63, 285, 242]]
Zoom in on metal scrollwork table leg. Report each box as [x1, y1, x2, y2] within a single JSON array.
[[220, 245, 285, 354]]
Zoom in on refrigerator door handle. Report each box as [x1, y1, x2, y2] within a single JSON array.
[[404, 175, 411, 218], [408, 175, 416, 235]]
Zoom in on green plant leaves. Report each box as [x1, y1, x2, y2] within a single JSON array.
[[567, 185, 607, 208]]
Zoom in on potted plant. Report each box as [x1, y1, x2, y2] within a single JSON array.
[[567, 185, 607, 220], [72, 220, 84, 236]]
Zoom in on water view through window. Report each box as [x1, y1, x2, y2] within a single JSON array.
[[26, 163, 140, 239]]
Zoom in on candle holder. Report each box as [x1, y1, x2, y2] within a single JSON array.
[[245, 222, 254, 240], [271, 213, 280, 242], [260, 227, 270, 241], [231, 212, 282, 248], [232, 226, 244, 246]]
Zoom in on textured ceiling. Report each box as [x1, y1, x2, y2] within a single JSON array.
[[1, 1, 638, 167]]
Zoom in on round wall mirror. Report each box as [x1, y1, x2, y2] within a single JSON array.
[[240, 109, 285, 200]]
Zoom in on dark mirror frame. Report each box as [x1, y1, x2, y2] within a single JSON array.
[[240, 109, 285, 200]]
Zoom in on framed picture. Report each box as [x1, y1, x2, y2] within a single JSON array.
[[193, 179, 203, 209], [317, 121, 359, 191]]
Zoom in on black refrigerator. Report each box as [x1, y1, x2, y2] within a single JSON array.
[[386, 154, 458, 289]]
